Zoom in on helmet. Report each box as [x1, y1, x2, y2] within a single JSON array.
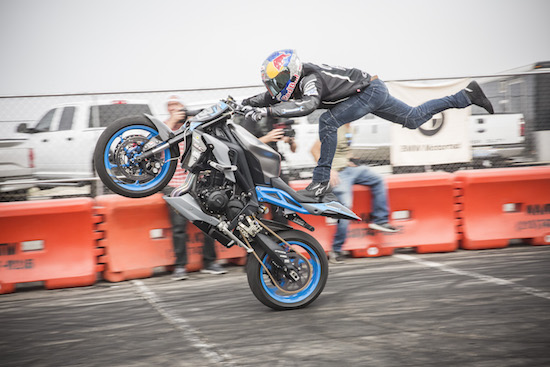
[[261, 49, 303, 102]]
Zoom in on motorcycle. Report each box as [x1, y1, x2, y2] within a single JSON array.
[[93, 97, 360, 310]]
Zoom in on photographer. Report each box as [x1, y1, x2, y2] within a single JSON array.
[[241, 115, 296, 154], [163, 95, 226, 280]]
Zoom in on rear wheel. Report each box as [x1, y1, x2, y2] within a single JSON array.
[[246, 230, 328, 310], [93, 116, 178, 198]]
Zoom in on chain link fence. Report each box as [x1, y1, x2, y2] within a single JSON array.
[[1, 69, 549, 202]]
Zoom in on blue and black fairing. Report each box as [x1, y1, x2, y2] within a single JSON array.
[[256, 177, 361, 221]]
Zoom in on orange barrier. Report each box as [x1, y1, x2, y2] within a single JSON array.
[[0, 198, 103, 294], [4, 167, 547, 292], [95, 194, 246, 282], [454, 167, 550, 250], [95, 194, 174, 282], [291, 172, 459, 257]]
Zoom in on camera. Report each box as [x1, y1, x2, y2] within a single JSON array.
[[273, 119, 296, 138]]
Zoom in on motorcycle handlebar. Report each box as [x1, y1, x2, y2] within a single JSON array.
[[223, 96, 248, 115]]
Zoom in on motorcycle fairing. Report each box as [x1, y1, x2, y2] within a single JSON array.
[[229, 123, 282, 184], [202, 133, 236, 183], [255, 185, 360, 221], [164, 194, 221, 226], [188, 101, 230, 124], [144, 114, 175, 141]]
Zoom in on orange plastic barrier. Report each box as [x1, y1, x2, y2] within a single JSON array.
[[291, 172, 459, 257], [0, 198, 103, 294], [454, 167, 550, 250], [95, 194, 245, 282]]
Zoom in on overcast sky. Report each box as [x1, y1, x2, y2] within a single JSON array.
[[1, 0, 549, 96]]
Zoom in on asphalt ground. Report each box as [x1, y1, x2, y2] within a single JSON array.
[[1, 244, 549, 367]]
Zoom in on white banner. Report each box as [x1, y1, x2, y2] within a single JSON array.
[[389, 79, 472, 166]]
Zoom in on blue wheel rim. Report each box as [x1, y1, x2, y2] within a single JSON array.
[[103, 125, 172, 192], [260, 241, 321, 304]]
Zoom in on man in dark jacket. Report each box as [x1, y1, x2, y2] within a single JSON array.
[[242, 49, 494, 201]]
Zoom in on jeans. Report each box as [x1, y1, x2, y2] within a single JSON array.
[[313, 79, 471, 182], [163, 187, 216, 267], [332, 166, 389, 252]]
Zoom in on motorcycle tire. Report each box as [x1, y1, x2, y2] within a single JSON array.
[[246, 229, 329, 310], [93, 115, 178, 198]]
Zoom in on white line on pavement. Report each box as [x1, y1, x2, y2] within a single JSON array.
[[131, 280, 236, 366], [395, 254, 550, 301]]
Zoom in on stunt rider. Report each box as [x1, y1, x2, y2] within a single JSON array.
[[242, 49, 494, 201]]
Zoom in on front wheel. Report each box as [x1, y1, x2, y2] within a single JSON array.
[[93, 116, 179, 198], [246, 230, 329, 310]]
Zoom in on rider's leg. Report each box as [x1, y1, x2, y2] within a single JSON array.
[[372, 81, 471, 129], [311, 80, 388, 185]]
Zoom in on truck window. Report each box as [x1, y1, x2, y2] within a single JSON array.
[[509, 82, 523, 113], [88, 104, 151, 128], [35, 109, 56, 132], [58, 106, 75, 131]]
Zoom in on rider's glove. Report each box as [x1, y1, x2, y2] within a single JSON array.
[[245, 107, 267, 122], [240, 105, 254, 114]]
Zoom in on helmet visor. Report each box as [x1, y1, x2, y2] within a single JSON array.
[[264, 69, 291, 97]]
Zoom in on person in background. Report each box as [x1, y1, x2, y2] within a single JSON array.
[[310, 123, 398, 263], [163, 95, 226, 280]]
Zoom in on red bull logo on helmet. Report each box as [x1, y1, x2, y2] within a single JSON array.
[[265, 51, 291, 78], [272, 52, 291, 70]]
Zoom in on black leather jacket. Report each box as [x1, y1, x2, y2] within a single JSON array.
[[244, 62, 372, 118]]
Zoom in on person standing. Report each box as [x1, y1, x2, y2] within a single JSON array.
[[163, 95, 226, 280], [311, 123, 398, 263]]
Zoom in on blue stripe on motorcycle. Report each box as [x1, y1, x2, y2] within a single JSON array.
[[255, 186, 310, 214], [255, 186, 358, 218]]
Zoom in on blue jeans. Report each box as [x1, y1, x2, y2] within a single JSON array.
[[313, 79, 471, 182], [332, 166, 388, 252]]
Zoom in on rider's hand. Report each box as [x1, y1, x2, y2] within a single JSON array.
[[245, 107, 267, 122], [240, 105, 254, 114]]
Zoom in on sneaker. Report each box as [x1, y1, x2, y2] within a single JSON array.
[[200, 263, 227, 275], [297, 181, 332, 201], [172, 266, 189, 280], [464, 81, 494, 114], [329, 251, 346, 264], [368, 222, 399, 233]]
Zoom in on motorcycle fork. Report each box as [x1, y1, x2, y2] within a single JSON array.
[[252, 232, 300, 282]]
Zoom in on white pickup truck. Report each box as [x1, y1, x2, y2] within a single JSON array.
[[0, 137, 34, 200], [15, 99, 152, 187], [278, 112, 526, 176]]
